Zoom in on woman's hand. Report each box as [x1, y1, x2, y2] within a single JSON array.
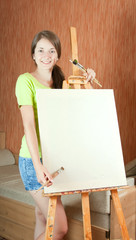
[[36, 163, 53, 187], [83, 68, 96, 83]]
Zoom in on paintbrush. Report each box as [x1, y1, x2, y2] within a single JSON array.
[[35, 167, 64, 193], [69, 59, 102, 87]]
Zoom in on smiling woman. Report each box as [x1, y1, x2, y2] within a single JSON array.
[[15, 30, 68, 240]]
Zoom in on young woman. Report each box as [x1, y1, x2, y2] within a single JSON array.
[[15, 30, 96, 240]]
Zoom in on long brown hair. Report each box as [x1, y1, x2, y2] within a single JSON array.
[[31, 30, 65, 89]]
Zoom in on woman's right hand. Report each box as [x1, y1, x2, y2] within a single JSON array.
[[35, 163, 53, 187]]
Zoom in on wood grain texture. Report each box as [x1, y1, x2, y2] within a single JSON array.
[[81, 193, 92, 240], [0, 196, 35, 240], [45, 196, 57, 240], [111, 189, 130, 240], [110, 186, 136, 240], [0, 0, 135, 164], [0, 196, 108, 240]]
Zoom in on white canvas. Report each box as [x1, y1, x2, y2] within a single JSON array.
[[36, 89, 127, 194]]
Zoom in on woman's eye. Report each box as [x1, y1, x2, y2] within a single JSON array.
[[38, 49, 43, 53], [50, 50, 55, 54]]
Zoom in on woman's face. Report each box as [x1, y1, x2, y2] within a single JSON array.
[[33, 38, 58, 70]]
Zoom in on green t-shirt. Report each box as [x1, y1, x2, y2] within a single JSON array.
[[15, 72, 50, 158]]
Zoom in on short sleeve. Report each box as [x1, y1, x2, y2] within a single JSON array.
[[15, 74, 33, 107]]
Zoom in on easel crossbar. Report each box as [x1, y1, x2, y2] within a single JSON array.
[[43, 186, 128, 197]]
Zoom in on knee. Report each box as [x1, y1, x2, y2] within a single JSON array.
[[56, 222, 68, 240], [62, 223, 68, 237], [63, 223, 68, 237], [35, 206, 45, 223]]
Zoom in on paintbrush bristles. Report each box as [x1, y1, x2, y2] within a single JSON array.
[[73, 59, 78, 65]]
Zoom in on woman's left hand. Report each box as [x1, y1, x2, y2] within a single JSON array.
[[83, 68, 96, 83]]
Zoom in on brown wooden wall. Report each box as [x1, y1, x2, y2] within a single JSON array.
[[0, 0, 135, 164]]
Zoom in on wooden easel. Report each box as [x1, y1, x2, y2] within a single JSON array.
[[44, 27, 130, 240]]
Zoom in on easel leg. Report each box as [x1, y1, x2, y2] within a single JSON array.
[[81, 192, 92, 240], [111, 189, 130, 240], [45, 196, 57, 240]]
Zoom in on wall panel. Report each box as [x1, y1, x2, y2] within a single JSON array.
[[0, 0, 135, 164]]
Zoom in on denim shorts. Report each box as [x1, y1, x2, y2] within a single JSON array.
[[19, 156, 42, 191]]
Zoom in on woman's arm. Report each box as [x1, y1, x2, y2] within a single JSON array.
[[20, 105, 53, 185]]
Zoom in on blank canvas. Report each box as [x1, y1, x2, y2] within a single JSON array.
[[36, 89, 127, 194]]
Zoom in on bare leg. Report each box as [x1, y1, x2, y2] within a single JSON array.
[[30, 190, 68, 240], [34, 205, 46, 239]]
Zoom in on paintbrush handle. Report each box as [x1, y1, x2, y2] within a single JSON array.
[[92, 78, 102, 87], [76, 63, 87, 72]]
